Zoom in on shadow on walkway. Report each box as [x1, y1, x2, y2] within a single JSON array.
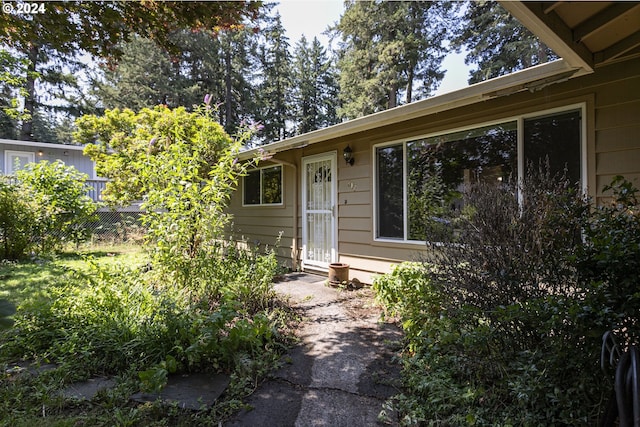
[[226, 273, 403, 427]]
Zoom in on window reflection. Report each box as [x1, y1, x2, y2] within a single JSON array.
[[262, 166, 282, 204], [407, 122, 517, 241], [376, 145, 404, 239], [243, 165, 282, 205], [524, 110, 581, 184]]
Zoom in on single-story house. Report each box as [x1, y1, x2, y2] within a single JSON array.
[[228, 1, 640, 283]]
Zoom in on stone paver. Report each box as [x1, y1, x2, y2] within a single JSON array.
[[60, 377, 116, 400], [131, 372, 230, 410]]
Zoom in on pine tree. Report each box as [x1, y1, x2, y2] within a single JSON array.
[[94, 36, 178, 110], [291, 36, 339, 135], [454, 0, 557, 84], [255, 13, 292, 143], [216, 26, 259, 136], [333, 1, 454, 119]]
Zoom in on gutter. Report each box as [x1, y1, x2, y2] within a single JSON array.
[[0, 138, 86, 151]]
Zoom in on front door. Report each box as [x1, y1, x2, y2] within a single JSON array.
[[302, 153, 337, 269]]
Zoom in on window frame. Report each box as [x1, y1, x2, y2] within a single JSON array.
[[242, 164, 284, 207], [373, 103, 586, 244]]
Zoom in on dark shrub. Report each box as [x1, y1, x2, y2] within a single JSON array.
[[375, 171, 640, 425]]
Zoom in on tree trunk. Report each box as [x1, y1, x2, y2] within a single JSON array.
[[20, 44, 39, 141], [224, 48, 232, 132], [406, 67, 414, 104], [388, 85, 397, 109]]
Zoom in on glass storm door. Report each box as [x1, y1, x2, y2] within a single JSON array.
[[302, 153, 337, 268], [4, 150, 35, 175]]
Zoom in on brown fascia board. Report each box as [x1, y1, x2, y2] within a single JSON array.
[[240, 59, 581, 160]]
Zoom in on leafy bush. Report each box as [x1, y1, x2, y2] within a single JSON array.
[[0, 178, 33, 259], [17, 160, 98, 253], [375, 174, 640, 425], [1, 162, 98, 259], [576, 176, 640, 346], [77, 104, 260, 291]]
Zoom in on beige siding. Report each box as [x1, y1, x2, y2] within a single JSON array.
[[226, 57, 640, 283], [592, 68, 640, 200], [228, 161, 296, 267]]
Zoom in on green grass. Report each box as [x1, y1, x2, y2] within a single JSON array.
[[0, 243, 147, 307]]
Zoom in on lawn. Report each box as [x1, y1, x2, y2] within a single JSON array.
[[0, 243, 148, 307], [0, 243, 294, 426]]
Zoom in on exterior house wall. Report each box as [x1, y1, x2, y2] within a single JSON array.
[[0, 140, 95, 177], [228, 56, 640, 283], [228, 150, 298, 266], [0, 139, 115, 205]]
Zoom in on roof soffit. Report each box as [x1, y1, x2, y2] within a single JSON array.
[[501, 1, 640, 70]]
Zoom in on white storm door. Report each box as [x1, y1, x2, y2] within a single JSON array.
[[302, 153, 337, 268], [4, 150, 35, 175]]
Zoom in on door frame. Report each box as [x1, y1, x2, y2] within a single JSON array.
[[301, 151, 338, 269]]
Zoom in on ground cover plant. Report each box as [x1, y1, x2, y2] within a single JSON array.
[[374, 174, 640, 426], [0, 101, 295, 425]]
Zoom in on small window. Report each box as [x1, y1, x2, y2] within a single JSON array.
[[243, 165, 283, 206], [4, 150, 35, 175]]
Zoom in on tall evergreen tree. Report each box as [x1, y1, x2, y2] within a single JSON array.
[[333, 1, 454, 119], [94, 36, 182, 111], [93, 26, 258, 136], [0, 49, 26, 138], [216, 26, 259, 136], [454, 0, 557, 84], [291, 36, 339, 135], [255, 13, 292, 143]]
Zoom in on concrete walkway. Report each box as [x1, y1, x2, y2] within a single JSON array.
[[226, 273, 403, 427]]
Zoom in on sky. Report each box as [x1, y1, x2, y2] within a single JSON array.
[[274, 0, 470, 97]]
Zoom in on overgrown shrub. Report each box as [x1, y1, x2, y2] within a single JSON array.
[[576, 176, 640, 346], [77, 104, 260, 290], [375, 173, 640, 425], [17, 161, 98, 253], [0, 179, 33, 259], [0, 162, 98, 259]]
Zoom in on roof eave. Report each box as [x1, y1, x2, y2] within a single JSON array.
[[499, 1, 595, 72], [240, 59, 581, 160], [0, 138, 86, 151]]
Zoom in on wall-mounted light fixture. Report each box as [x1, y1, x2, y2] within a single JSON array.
[[37, 150, 44, 157], [343, 145, 354, 166]]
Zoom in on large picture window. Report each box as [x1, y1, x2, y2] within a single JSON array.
[[375, 107, 583, 242], [243, 165, 283, 206]]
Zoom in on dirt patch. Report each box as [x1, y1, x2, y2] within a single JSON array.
[[335, 287, 386, 321]]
